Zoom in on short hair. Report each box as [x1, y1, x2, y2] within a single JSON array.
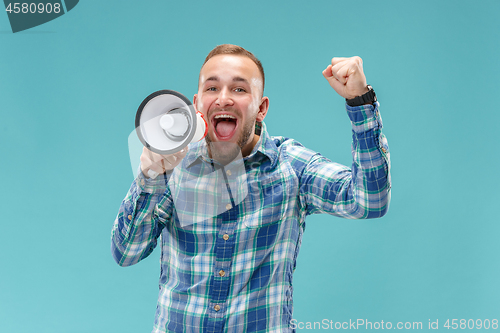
[[202, 44, 265, 93]]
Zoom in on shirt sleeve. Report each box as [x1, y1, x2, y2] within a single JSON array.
[[297, 101, 391, 219], [110, 169, 174, 266]]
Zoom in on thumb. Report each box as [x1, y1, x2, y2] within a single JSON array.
[[323, 64, 344, 94], [322, 64, 333, 79]]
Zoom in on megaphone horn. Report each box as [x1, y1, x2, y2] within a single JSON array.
[[135, 90, 207, 178]]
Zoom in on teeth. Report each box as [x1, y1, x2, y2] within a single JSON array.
[[214, 114, 236, 120]]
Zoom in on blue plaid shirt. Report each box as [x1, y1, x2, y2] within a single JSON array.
[[111, 102, 391, 333]]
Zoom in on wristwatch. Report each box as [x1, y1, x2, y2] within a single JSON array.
[[346, 85, 377, 107]]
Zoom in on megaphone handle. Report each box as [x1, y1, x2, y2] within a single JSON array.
[[147, 169, 159, 179]]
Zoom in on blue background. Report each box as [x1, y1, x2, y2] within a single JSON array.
[[1, 1, 499, 332]]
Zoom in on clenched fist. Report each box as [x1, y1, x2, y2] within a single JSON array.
[[322, 56, 369, 100]]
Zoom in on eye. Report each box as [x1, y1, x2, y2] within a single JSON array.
[[234, 88, 246, 93], [206, 87, 217, 92]]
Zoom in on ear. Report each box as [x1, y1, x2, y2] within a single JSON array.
[[256, 96, 269, 122], [193, 94, 198, 111]]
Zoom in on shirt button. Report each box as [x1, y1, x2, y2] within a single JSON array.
[[214, 305, 221, 311], [140, 180, 145, 186], [226, 203, 232, 210], [226, 169, 232, 176], [223, 234, 229, 241], [219, 270, 225, 277], [127, 215, 132, 220], [381, 147, 387, 153]]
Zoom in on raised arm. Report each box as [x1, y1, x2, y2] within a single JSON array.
[[293, 56, 391, 218]]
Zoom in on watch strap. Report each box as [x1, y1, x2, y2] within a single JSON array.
[[346, 85, 377, 107]]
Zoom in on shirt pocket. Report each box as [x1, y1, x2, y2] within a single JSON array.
[[242, 169, 290, 229]]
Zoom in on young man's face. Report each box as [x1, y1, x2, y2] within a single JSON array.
[[194, 54, 269, 163]]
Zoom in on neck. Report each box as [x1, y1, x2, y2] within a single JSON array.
[[241, 133, 260, 157]]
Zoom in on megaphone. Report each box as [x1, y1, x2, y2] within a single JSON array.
[[135, 90, 207, 179]]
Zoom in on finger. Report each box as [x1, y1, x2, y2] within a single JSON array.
[[351, 56, 363, 66], [163, 154, 178, 165], [331, 56, 364, 78], [331, 58, 349, 80], [322, 64, 333, 79], [167, 148, 188, 167], [325, 75, 346, 96], [140, 147, 154, 166], [141, 147, 164, 164], [338, 63, 356, 84], [149, 163, 165, 175], [330, 57, 349, 67], [331, 62, 350, 85], [173, 148, 188, 160], [151, 151, 168, 163], [323, 66, 345, 95]]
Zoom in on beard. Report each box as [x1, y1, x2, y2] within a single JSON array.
[[205, 115, 255, 165]]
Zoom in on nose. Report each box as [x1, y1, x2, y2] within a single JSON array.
[[215, 87, 233, 108]]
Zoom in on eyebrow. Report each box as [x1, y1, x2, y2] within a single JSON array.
[[204, 76, 249, 84]]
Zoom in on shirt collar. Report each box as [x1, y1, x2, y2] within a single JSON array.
[[184, 121, 278, 168]]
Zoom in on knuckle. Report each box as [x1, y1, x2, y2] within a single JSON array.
[[140, 154, 149, 164]]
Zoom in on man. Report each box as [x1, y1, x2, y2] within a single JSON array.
[[111, 44, 390, 333]]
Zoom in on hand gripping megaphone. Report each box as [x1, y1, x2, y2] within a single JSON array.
[[135, 90, 207, 179]]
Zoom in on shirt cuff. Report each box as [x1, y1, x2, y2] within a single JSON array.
[[135, 166, 170, 195], [346, 101, 383, 133]]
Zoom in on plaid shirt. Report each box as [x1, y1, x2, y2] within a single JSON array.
[[111, 102, 391, 333]]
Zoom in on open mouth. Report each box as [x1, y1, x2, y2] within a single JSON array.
[[212, 114, 238, 140]]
